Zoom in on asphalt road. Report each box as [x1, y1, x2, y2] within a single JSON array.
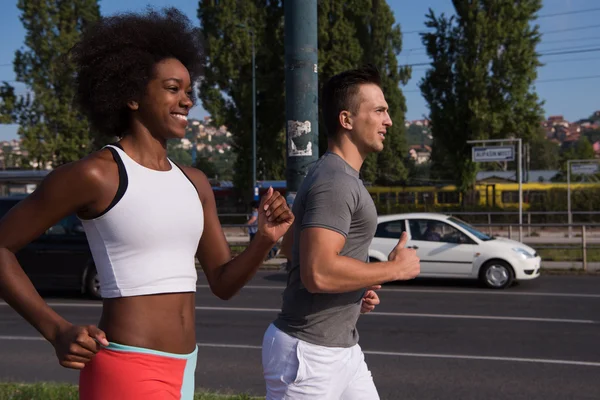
[[1, 272, 599, 399]]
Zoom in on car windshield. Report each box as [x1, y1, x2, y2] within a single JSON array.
[[448, 216, 493, 241]]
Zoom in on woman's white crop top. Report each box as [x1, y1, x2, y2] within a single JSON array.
[[80, 144, 204, 298]]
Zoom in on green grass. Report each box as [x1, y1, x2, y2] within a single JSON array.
[[230, 245, 247, 256], [0, 383, 263, 400], [537, 248, 600, 262]]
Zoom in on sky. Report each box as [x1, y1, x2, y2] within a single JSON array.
[[0, 0, 598, 141]]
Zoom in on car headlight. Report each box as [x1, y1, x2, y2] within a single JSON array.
[[512, 247, 534, 259]]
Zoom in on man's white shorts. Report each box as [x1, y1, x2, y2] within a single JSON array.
[[262, 323, 380, 400]]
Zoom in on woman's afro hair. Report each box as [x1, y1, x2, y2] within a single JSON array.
[[70, 7, 204, 137]]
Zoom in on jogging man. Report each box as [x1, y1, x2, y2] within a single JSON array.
[[262, 65, 421, 399]]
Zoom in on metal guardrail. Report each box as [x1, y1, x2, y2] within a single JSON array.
[[221, 217, 599, 271], [219, 211, 600, 218], [467, 222, 598, 271]]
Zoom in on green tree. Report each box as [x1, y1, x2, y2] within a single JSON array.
[[583, 128, 600, 144], [407, 159, 431, 183], [194, 151, 218, 179], [406, 123, 432, 146], [362, 0, 411, 185], [588, 112, 600, 124], [419, 0, 543, 193], [195, 149, 236, 181], [0, 0, 101, 169], [166, 140, 193, 166], [552, 136, 597, 181], [0, 84, 18, 124], [316, 0, 410, 185], [198, 0, 284, 199], [1, 145, 22, 169], [198, 0, 411, 194], [315, 0, 369, 179], [529, 130, 559, 170], [564, 136, 595, 161]]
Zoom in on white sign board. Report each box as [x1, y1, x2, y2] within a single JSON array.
[[472, 146, 515, 162], [571, 163, 599, 175]]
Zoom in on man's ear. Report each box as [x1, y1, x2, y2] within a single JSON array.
[[339, 111, 353, 130]]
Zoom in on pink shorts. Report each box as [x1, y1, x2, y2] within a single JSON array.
[[79, 342, 198, 400]]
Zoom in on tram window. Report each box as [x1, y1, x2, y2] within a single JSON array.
[[398, 192, 415, 204], [528, 191, 546, 203], [501, 191, 519, 203], [378, 192, 397, 204], [437, 191, 460, 204], [417, 192, 434, 204]]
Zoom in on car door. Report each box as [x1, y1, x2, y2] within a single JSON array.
[[371, 219, 407, 260], [18, 214, 91, 291], [407, 218, 477, 276]]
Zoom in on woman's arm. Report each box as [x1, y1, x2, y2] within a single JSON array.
[[0, 156, 114, 368], [183, 167, 293, 300]]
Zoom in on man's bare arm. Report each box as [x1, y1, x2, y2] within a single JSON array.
[[299, 228, 419, 293]]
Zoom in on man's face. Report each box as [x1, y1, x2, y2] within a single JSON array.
[[347, 84, 393, 154]]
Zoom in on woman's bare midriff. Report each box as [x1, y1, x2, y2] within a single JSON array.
[[98, 292, 197, 355]]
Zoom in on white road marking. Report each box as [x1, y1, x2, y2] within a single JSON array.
[[363, 312, 596, 324], [360, 350, 600, 367], [1, 335, 598, 367], [0, 302, 594, 323], [196, 284, 600, 299]]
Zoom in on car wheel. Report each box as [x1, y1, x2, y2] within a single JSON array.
[[479, 260, 514, 289], [85, 266, 101, 299]]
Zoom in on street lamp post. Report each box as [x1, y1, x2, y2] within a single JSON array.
[[238, 24, 257, 200], [251, 30, 257, 200], [284, 0, 319, 196]]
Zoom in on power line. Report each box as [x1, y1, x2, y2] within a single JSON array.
[[402, 74, 600, 95], [405, 56, 600, 74], [403, 23, 600, 36], [406, 43, 600, 57], [539, 43, 600, 52], [542, 56, 600, 64], [537, 7, 600, 18], [404, 35, 600, 54], [543, 24, 600, 35], [403, 47, 427, 53], [537, 74, 600, 83], [540, 47, 600, 56], [403, 29, 424, 35], [402, 62, 431, 67], [541, 35, 600, 45], [400, 47, 600, 67]]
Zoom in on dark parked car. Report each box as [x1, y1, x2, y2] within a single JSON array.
[[0, 196, 100, 299]]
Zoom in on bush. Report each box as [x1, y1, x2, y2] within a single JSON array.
[[529, 188, 600, 223]]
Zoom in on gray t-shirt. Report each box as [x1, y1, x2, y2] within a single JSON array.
[[273, 152, 378, 347]]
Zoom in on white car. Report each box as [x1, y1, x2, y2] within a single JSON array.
[[368, 213, 541, 289]]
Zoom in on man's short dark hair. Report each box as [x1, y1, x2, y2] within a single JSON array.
[[321, 64, 382, 138]]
